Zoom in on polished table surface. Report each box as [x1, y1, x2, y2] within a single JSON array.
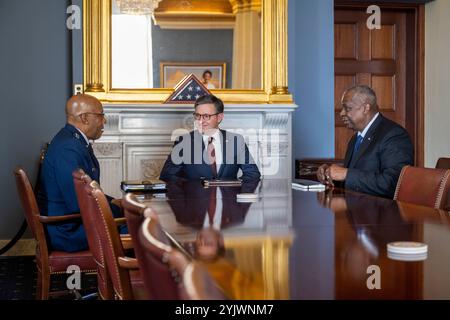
[[139, 179, 450, 299]]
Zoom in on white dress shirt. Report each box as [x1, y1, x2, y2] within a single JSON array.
[[359, 112, 380, 138], [202, 129, 223, 174]]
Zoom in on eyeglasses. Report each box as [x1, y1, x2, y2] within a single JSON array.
[[193, 112, 220, 120], [79, 112, 105, 118]]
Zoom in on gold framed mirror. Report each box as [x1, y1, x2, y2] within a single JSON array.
[[83, 0, 292, 104]]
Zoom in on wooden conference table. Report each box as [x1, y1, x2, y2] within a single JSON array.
[[138, 179, 450, 300]]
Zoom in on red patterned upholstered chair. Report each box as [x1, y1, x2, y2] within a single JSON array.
[[13, 167, 96, 300], [72, 169, 114, 299], [394, 166, 450, 210], [81, 179, 146, 300]]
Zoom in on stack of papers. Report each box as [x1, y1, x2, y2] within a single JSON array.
[[121, 180, 167, 192], [292, 179, 326, 192]]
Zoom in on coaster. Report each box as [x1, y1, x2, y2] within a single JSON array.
[[387, 252, 428, 262], [387, 241, 428, 255]]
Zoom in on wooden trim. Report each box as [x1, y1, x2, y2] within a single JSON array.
[[334, 1, 425, 166], [416, 4, 425, 166]]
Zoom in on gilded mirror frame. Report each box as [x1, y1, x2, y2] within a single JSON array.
[[83, 0, 293, 104]]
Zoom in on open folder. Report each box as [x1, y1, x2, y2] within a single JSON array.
[[292, 179, 326, 191]]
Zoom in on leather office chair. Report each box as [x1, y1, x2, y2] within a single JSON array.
[[138, 215, 227, 300], [436, 157, 450, 169], [13, 167, 96, 300], [122, 193, 180, 299], [72, 169, 114, 300], [80, 179, 146, 300], [394, 166, 450, 210]]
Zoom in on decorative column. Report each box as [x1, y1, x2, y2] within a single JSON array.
[[84, 0, 106, 92], [230, 0, 262, 89], [271, 0, 288, 95]]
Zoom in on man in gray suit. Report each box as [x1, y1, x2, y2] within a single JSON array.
[[317, 85, 414, 198]]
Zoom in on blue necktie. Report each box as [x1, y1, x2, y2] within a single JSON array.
[[353, 134, 363, 154]]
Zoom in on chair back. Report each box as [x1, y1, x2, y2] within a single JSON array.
[[171, 257, 228, 300], [73, 169, 113, 299], [83, 180, 134, 299], [436, 157, 450, 169], [394, 166, 450, 209], [123, 194, 179, 299], [13, 167, 49, 259], [138, 216, 227, 300]]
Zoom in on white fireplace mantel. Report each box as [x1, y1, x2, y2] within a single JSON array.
[[94, 103, 297, 198]]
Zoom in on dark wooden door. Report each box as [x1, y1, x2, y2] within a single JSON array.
[[334, 3, 424, 165]]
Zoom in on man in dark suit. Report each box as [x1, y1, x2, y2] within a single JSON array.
[[317, 85, 414, 198], [37, 94, 125, 252], [166, 180, 258, 261], [159, 94, 261, 182], [166, 180, 258, 230]]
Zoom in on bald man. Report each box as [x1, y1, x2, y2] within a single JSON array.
[[37, 94, 125, 252]]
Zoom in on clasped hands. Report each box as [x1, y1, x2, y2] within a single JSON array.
[[316, 164, 348, 187]]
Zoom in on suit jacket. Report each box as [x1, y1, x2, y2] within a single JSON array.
[[37, 124, 122, 252], [159, 129, 261, 182], [166, 180, 258, 229], [343, 114, 414, 199]]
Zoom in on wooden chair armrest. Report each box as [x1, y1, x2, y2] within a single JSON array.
[[111, 198, 123, 209], [39, 213, 81, 223], [118, 256, 139, 270], [120, 234, 134, 250], [114, 217, 127, 225]]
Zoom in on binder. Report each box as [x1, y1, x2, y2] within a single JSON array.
[[121, 179, 167, 192]]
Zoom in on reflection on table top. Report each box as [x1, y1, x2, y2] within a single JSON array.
[[138, 179, 450, 299]]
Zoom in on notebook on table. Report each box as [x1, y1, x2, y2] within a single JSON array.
[[121, 179, 167, 192], [292, 179, 326, 191]]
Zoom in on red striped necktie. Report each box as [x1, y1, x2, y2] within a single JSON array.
[[207, 137, 217, 176]]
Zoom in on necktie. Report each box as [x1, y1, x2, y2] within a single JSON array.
[[207, 137, 217, 177], [208, 187, 217, 225], [87, 143, 100, 175], [353, 134, 363, 154]]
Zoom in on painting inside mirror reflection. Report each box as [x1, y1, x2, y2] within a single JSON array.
[[111, 0, 262, 90]]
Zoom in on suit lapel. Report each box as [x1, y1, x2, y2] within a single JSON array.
[[217, 130, 227, 178], [344, 134, 357, 167], [349, 115, 383, 167]]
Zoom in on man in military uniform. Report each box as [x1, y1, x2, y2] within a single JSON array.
[[37, 94, 125, 252]]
